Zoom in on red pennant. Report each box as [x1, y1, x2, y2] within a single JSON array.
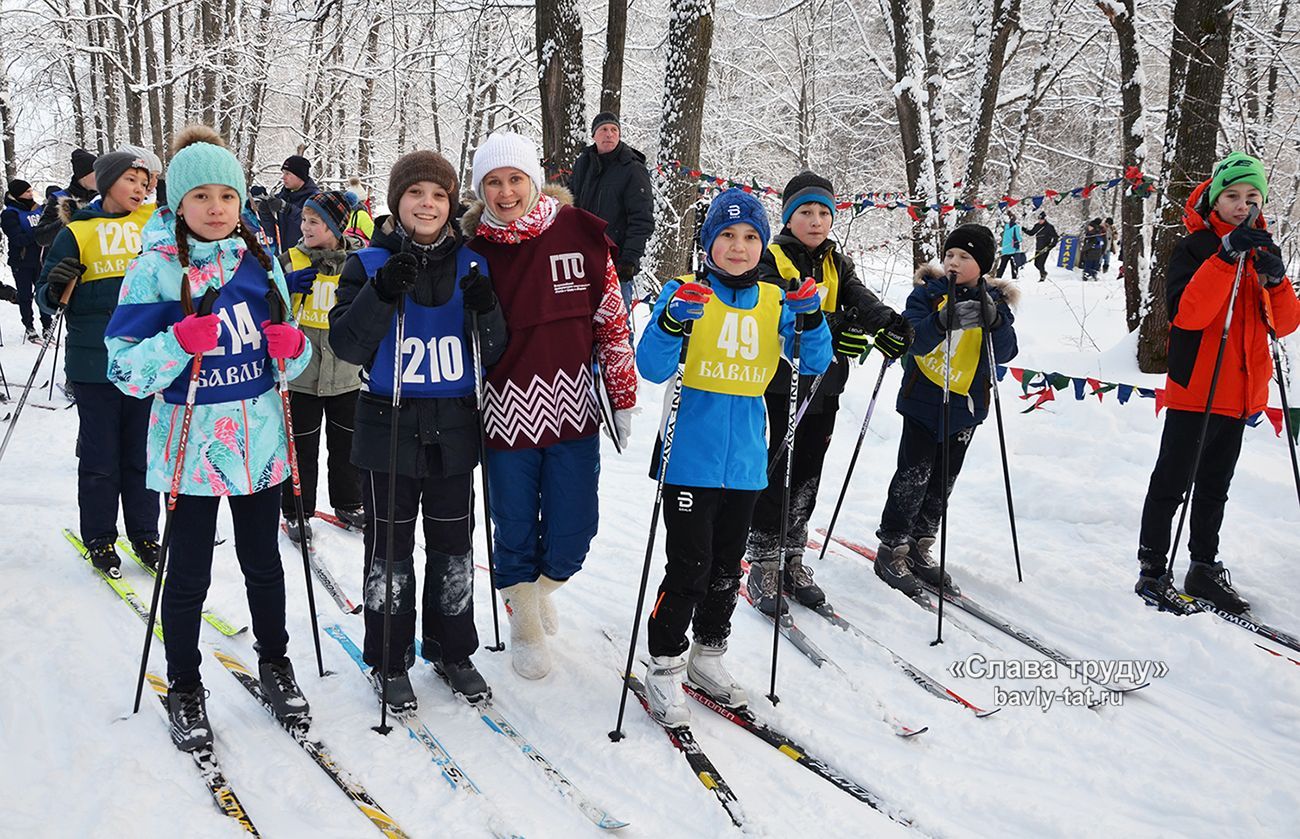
[[1087, 377, 1103, 401], [1009, 367, 1025, 383], [1003, 196, 1019, 207], [1266, 406, 1285, 436], [906, 205, 921, 222], [1154, 388, 1166, 415], [1081, 184, 1096, 198], [1044, 189, 1059, 198]]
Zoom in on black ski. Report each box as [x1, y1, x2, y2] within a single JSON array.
[[1140, 587, 1300, 662], [683, 683, 914, 826], [623, 671, 745, 828]]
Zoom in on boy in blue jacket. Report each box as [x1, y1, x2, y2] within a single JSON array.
[[635, 188, 832, 726], [874, 224, 1018, 596]]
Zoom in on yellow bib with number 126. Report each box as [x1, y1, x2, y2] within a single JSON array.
[[682, 279, 782, 396], [914, 294, 983, 396], [287, 247, 341, 329], [66, 203, 156, 283]]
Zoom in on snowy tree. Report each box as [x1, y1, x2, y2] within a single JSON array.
[[537, 0, 587, 179]]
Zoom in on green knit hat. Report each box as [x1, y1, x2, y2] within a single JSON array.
[[1208, 151, 1268, 208], [165, 125, 247, 214]]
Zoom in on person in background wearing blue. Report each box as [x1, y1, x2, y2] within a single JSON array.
[[1, 179, 50, 341], [634, 188, 832, 726], [996, 211, 1022, 280]]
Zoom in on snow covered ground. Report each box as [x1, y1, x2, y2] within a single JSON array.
[[2, 257, 1298, 838]]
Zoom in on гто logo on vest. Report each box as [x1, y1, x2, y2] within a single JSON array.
[[549, 251, 587, 295]]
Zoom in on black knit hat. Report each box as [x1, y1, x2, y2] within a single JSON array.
[[943, 223, 996, 275], [281, 154, 311, 182], [591, 111, 619, 134], [781, 170, 836, 224], [387, 150, 458, 215], [7, 179, 31, 200], [71, 148, 96, 181]]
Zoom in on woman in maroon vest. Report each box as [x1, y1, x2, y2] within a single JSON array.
[[461, 132, 637, 679]]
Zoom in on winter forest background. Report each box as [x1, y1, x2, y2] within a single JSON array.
[[0, 0, 1285, 372]]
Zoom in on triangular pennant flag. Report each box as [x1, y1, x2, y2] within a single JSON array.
[[1266, 406, 1284, 436], [996, 365, 1009, 381], [1118, 384, 1134, 403], [1032, 196, 1044, 209], [1289, 408, 1300, 442], [1047, 372, 1071, 390], [1137, 387, 1155, 398], [1154, 388, 1166, 415], [1072, 378, 1086, 400], [1009, 367, 1025, 383], [1246, 411, 1264, 427], [1087, 377, 1109, 401], [1020, 388, 1055, 412]]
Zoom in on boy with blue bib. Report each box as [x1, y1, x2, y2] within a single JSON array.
[[635, 188, 832, 726], [331, 150, 506, 708]]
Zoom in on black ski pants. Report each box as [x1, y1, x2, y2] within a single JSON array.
[[877, 417, 975, 546], [648, 485, 759, 657], [163, 484, 288, 689], [72, 381, 159, 550], [748, 394, 838, 567], [280, 390, 362, 519], [361, 464, 478, 672], [1138, 409, 1245, 573]]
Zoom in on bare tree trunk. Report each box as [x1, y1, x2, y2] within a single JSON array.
[[600, 0, 627, 116], [84, 0, 105, 151], [142, 0, 165, 155], [239, 0, 275, 178], [0, 44, 16, 183], [656, 0, 715, 277], [535, 0, 586, 179], [1138, 0, 1238, 372], [794, 14, 814, 167], [199, 1, 218, 125], [1265, 0, 1289, 125], [889, 0, 936, 265], [959, 0, 1021, 222], [920, 0, 952, 249], [123, 0, 144, 145], [162, 1, 175, 149], [356, 12, 383, 180], [1099, 0, 1148, 333]]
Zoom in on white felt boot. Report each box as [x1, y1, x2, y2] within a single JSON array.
[[501, 582, 551, 679]]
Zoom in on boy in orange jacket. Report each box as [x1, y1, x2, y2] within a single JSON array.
[[1136, 152, 1300, 614]]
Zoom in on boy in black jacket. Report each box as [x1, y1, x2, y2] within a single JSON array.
[[330, 151, 507, 709], [745, 171, 913, 614]]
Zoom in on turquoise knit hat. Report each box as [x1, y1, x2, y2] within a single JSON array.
[[166, 125, 247, 214]]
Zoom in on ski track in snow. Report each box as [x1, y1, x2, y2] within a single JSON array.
[[3, 261, 1299, 838]]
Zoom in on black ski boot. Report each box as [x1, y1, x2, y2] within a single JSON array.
[[258, 658, 311, 723], [1184, 560, 1250, 615], [907, 536, 958, 593], [286, 518, 312, 545], [167, 683, 213, 752], [131, 538, 161, 571], [782, 562, 826, 609], [745, 561, 788, 617], [87, 542, 121, 577], [1133, 573, 1195, 614], [435, 658, 491, 704], [370, 668, 419, 713], [874, 541, 922, 597], [334, 506, 366, 531]]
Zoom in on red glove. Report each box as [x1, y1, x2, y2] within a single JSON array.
[[785, 277, 822, 314], [261, 321, 306, 360], [173, 313, 220, 355]]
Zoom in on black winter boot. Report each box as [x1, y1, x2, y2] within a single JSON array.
[[907, 536, 957, 593], [782, 562, 826, 609], [874, 542, 921, 597], [167, 684, 213, 752], [258, 658, 311, 723], [1184, 560, 1250, 615], [746, 561, 788, 616], [435, 658, 491, 704], [87, 542, 121, 576]]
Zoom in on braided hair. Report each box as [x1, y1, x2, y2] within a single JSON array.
[[173, 212, 274, 314]]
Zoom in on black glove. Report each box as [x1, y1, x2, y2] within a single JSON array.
[[978, 286, 1003, 329], [616, 262, 638, 285], [460, 266, 497, 314], [0, 282, 17, 304], [1221, 219, 1273, 260], [1255, 248, 1287, 288], [832, 318, 872, 360], [46, 257, 86, 306], [873, 311, 913, 359], [373, 252, 419, 302], [266, 196, 286, 215]]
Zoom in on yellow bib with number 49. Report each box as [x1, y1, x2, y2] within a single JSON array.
[[682, 280, 783, 396], [66, 203, 155, 283], [287, 247, 341, 329], [914, 294, 983, 396]]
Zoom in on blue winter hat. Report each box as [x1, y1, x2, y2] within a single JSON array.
[[165, 125, 246, 214], [700, 188, 771, 255]]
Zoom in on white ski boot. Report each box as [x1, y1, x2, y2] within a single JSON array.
[[644, 654, 690, 728], [687, 642, 748, 708]]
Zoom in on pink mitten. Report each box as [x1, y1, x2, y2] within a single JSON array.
[[173, 313, 220, 355], [261, 321, 306, 360]]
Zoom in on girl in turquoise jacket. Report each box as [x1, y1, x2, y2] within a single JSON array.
[[634, 188, 831, 727], [105, 126, 313, 752]]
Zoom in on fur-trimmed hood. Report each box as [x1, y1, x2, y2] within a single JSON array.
[[913, 263, 1020, 308], [459, 183, 573, 238], [56, 194, 101, 225]]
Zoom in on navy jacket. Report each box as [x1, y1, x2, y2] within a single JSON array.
[[896, 266, 1019, 440]]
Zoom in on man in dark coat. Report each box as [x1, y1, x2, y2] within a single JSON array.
[[33, 148, 97, 248], [568, 112, 655, 309], [270, 154, 319, 253], [1025, 211, 1060, 282]]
